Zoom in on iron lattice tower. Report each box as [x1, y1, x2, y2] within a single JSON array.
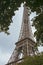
[[6, 5, 36, 65]]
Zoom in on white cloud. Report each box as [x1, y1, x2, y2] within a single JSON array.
[[0, 50, 11, 65], [0, 4, 43, 65], [0, 5, 23, 65], [38, 46, 43, 52]]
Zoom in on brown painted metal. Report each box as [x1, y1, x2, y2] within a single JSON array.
[[6, 5, 36, 65]]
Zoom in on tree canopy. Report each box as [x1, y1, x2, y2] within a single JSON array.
[[0, 0, 43, 43], [17, 54, 43, 65]]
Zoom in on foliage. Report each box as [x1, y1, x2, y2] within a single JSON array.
[[32, 13, 43, 44], [17, 54, 43, 65], [0, 0, 18, 34], [0, 0, 43, 42]]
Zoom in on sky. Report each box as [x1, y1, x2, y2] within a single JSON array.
[[0, 4, 43, 65]]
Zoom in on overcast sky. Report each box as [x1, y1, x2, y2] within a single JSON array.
[[0, 4, 43, 65]]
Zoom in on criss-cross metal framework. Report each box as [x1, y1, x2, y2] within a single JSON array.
[[6, 5, 36, 65]]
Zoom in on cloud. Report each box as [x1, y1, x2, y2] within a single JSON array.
[[0, 5, 23, 65], [0, 4, 43, 65], [38, 46, 43, 52], [0, 49, 11, 65]]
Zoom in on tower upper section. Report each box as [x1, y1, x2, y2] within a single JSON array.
[[18, 5, 34, 41]]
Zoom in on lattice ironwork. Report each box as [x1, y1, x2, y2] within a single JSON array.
[[6, 5, 36, 65]]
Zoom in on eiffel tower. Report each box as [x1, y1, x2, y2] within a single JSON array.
[[6, 5, 36, 65]]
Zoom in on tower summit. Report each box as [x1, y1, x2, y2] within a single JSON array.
[[6, 5, 36, 65]]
